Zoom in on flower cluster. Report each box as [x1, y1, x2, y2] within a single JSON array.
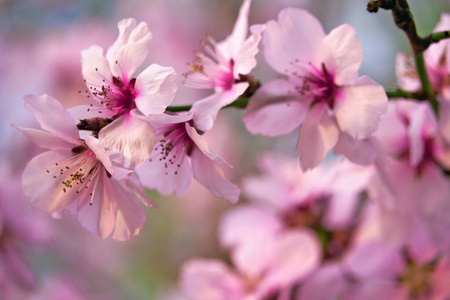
[[9, 0, 450, 298]]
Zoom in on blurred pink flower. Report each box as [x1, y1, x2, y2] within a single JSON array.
[[396, 13, 450, 99], [242, 154, 374, 230], [80, 18, 177, 168], [136, 113, 240, 203], [180, 226, 319, 300], [374, 100, 450, 173], [243, 8, 387, 170], [185, 0, 265, 131], [0, 167, 52, 297], [17, 94, 155, 241]]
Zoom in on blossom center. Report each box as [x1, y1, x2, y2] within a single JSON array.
[[83, 64, 137, 117], [183, 37, 235, 91], [148, 123, 193, 176], [45, 145, 103, 204], [288, 61, 339, 109]]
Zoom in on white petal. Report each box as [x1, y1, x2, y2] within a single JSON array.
[[98, 114, 156, 170], [106, 18, 152, 79], [81, 46, 113, 95], [134, 64, 177, 115]]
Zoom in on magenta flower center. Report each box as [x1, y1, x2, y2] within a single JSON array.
[[85, 67, 137, 117], [288, 61, 340, 109], [149, 123, 194, 176]]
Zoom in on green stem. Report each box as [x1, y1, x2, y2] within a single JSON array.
[[224, 97, 249, 108], [165, 105, 192, 112], [165, 97, 250, 113], [386, 89, 416, 99], [414, 53, 438, 112], [428, 30, 450, 45]]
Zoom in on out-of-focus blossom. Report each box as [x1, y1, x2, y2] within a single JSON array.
[[185, 0, 265, 131], [136, 113, 240, 203], [369, 100, 450, 251], [374, 100, 450, 172], [214, 154, 376, 298], [80, 18, 177, 169], [0, 166, 52, 298], [180, 228, 319, 299], [396, 14, 450, 99], [17, 94, 155, 241], [243, 8, 387, 170]]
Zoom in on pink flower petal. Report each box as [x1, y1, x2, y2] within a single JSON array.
[[191, 147, 240, 203], [136, 149, 193, 197], [191, 82, 249, 132], [77, 172, 146, 241], [298, 263, 349, 300], [23, 94, 80, 144], [123, 174, 157, 208], [407, 102, 436, 167], [216, 0, 251, 60], [22, 151, 81, 213], [14, 127, 77, 150], [233, 24, 266, 77], [84, 135, 115, 177], [263, 8, 326, 74], [106, 18, 152, 79], [98, 114, 156, 170], [334, 132, 379, 165], [134, 64, 177, 115], [344, 241, 404, 280], [335, 76, 388, 139], [219, 205, 282, 249], [439, 100, 450, 144], [179, 259, 245, 300], [81, 45, 113, 94], [258, 230, 321, 297], [322, 24, 362, 86], [185, 123, 228, 166], [297, 104, 339, 170], [243, 79, 309, 136]]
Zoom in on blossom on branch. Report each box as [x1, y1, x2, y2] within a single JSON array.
[[16, 94, 156, 241], [243, 8, 388, 170], [79, 18, 177, 169], [184, 0, 265, 131], [136, 113, 240, 203]]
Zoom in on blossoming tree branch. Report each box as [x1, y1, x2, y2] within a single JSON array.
[[11, 0, 450, 298]]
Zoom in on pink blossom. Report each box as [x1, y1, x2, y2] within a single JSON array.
[[242, 153, 374, 230], [374, 100, 450, 172], [17, 94, 155, 241], [135, 113, 240, 203], [342, 210, 450, 300], [184, 0, 265, 131], [243, 8, 387, 170], [180, 227, 320, 299], [79, 18, 177, 168]]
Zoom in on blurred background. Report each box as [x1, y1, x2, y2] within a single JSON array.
[[1, 0, 450, 299]]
